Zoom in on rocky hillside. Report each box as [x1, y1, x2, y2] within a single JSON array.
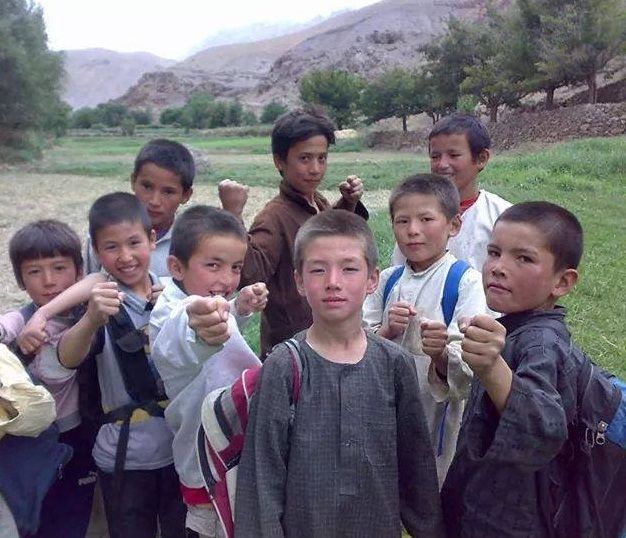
[[61, 49, 175, 109], [116, 0, 492, 114]]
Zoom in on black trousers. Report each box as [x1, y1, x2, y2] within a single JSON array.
[[98, 463, 186, 538]]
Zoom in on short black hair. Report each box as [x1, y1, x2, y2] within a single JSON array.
[[294, 210, 377, 273], [89, 192, 152, 248], [170, 205, 247, 265], [389, 173, 460, 220], [496, 201, 584, 271], [271, 105, 336, 162], [132, 139, 195, 191], [9, 220, 83, 289], [429, 113, 491, 160]]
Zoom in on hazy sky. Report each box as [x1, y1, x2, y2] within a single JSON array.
[[38, 0, 380, 59]]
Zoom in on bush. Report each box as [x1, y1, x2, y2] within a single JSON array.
[[260, 101, 287, 124], [130, 109, 153, 125]]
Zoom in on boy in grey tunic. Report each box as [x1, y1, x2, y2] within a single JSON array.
[[235, 210, 444, 538]]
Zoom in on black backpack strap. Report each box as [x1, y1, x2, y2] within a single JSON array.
[[105, 306, 160, 403]]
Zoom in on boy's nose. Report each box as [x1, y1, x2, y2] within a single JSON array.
[[42, 269, 55, 286], [325, 268, 341, 288]]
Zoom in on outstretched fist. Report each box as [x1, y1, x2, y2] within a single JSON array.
[[420, 318, 448, 366], [86, 282, 124, 329], [218, 179, 249, 220], [236, 282, 269, 316], [187, 295, 231, 347], [379, 301, 416, 340], [339, 175, 364, 208], [459, 314, 506, 374]]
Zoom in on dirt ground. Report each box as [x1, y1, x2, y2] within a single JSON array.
[[0, 171, 391, 310]]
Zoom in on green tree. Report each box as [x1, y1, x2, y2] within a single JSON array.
[[0, 0, 65, 151], [242, 110, 258, 125], [160, 107, 184, 125], [130, 108, 153, 125], [95, 102, 128, 127], [71, 107, 98, 128], [182, 93, 214, 129], [535, 0, 626, 104], [226, 101, 243, 126], [299, 69, 364, 129], [360, 68, 424, 131], [120, 117, 136, 136], [260, 101, 287, 123], [42, 100, 71, 137], [209, 101, 229, 128]]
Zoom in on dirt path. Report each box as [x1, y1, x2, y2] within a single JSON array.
[[0, 172, 390, 308]]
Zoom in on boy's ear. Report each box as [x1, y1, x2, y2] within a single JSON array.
[[130, 173, 137, 189], [273, 154, 285, 176], [476, 149, 490, 171], [448, 213, 462, 238], [551, 268, 578, 300], [293, 269, 306, 297], [149, 229, 157, 250], [181, 187, 193, 205], [167, 255, 185, 281], [366, 267, 380, 295]]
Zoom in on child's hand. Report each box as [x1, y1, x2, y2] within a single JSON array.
[[150, 283, 164, 304], [380, 301, 417, 339], [459, 314, 506, 374], [17, 310, 48, 355], [187, 296, 231, 347], [420, 318, 448, 371], [338, 175, 364, 208], [85, 282, 123, 329], [235, 282, 269, 316], [218, 179, 249, 220]]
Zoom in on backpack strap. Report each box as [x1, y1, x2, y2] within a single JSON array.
[[382, 265, 405, 308], [441, 259, 471, 327], [18, 302, 38, 324]]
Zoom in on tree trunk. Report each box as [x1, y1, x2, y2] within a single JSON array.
[[402, 115, 407, 132], [587, 72, 598, 104], [489, 105, 498, 123], [545, 86, 555, 109]]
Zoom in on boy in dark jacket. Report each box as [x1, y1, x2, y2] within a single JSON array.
[[442, 201, 584, 537]]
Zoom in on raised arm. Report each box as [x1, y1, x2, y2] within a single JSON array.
[[58, 281, 121, 368]]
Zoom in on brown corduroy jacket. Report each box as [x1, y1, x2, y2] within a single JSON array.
[[239, 179, 368, 358]]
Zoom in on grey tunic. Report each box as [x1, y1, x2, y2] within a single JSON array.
[[235, 330, 444, 538]]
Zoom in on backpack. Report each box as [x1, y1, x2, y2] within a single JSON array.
[[539, 333, 626, 538], [382, 260, 471, 326], [383, 259, 471, 457], [197, 338, 303, 538]]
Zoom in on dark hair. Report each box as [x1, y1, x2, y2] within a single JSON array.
[[132, 139, 195, 191], [9, 220, 83, 289], [428, 113, 491, 160], [496, 201, 584, 270], [271, 105, 336, 162], [89, 192, 152, 248], [388, 173, 460, 220], [294, 210, 377, 272], [170, 205, 247, 264]]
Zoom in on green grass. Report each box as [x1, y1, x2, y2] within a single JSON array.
[[35, 132, 626, 375]]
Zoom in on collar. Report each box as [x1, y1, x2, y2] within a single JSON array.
[[404, 251, 452, 277], [156, 225, 172, 244], [498, 306, 567, 335], [115, 272, 160, 315], [279, 179, 329, 214]]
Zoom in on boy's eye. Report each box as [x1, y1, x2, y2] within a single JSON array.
[[205, 263, 219, 269], [487, 249, 499, 257], [26, 268, 41, 276], [344, 267, 359, 273], [519, 255, 533, 263], [310, 268, 325, 274], [232, 264, 243, 274]]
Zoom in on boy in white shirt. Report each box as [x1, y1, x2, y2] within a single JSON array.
[[149, 205, 266, 538], [392, 114, 510, 271], [364, 174, 487, 484]]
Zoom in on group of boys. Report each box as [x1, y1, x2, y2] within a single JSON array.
[[0, 109, 595, 538]]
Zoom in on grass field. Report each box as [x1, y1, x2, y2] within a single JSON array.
[[2, 133, 625, 375]]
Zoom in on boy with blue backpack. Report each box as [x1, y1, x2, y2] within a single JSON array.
[[363, 174, 487, 484], [442, 201, 626, 537]]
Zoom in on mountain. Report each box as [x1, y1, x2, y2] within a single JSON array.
[[115, 0, 491, 114], [61, 49, 175, 109]]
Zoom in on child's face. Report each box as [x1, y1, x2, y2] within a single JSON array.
[[94, 220, 155, 293], [168, 234, 247, 298], [273, 135, 328, 199], [483, 221, 570, 313], [131, 162, 192, 234], [20, 255, 80, 307], [429, 134, 488, 200], [294, 235, 378, 326], [392, 193, 460, 272]]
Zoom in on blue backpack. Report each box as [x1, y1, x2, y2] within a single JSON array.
[[537, 327, 626, 538], [383, 259, 470, 457]]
